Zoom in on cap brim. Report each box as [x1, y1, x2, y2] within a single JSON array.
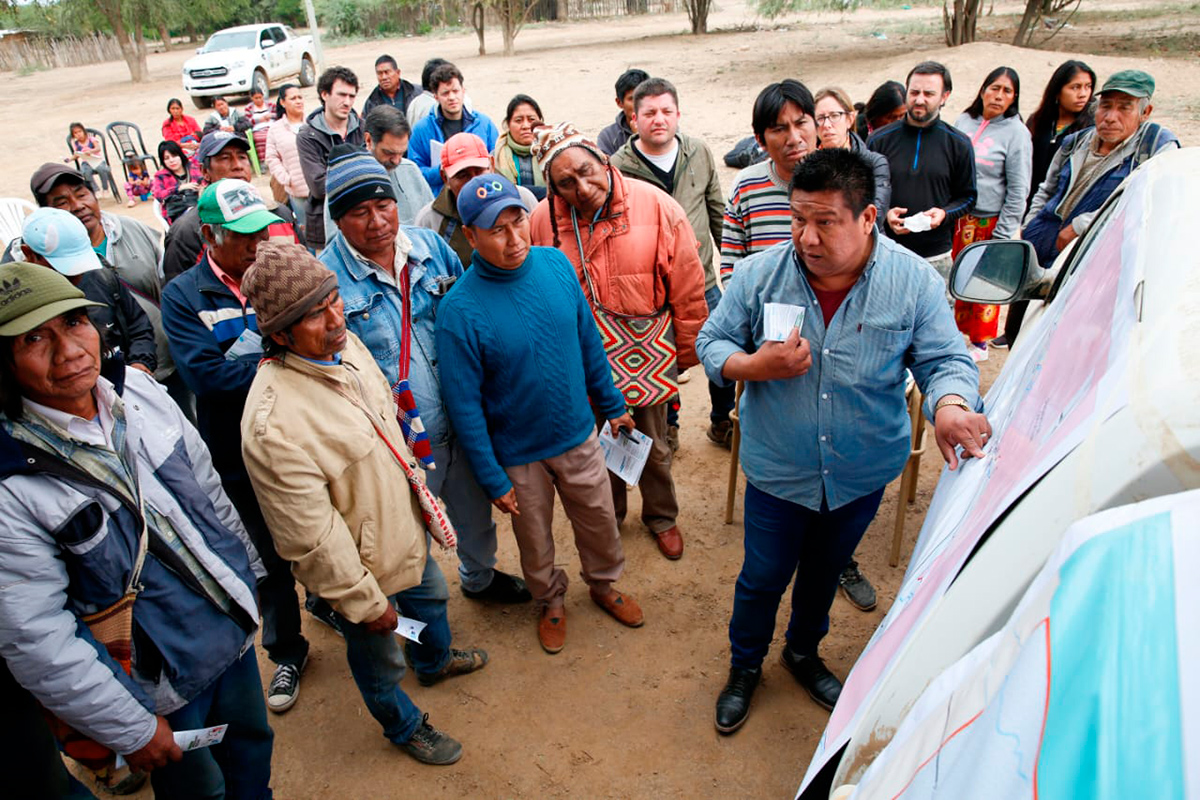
[[445, 157, 492, 178], [49, 251, 103, 278], [220, 208, 284, 234], [1098, 87, 1151, 98], [0, 297, 104, 337], [465, 196, 526, 230]]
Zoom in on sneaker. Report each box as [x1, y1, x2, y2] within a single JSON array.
[[267, 657, 306, 713], [707, 419, 733, 449], [969, 342, 988, 363], [306, 599, 344, 637], [666, 424, 680, 453], [461, 570, 532, 603], [988, 335, 1009, 350], [397, 713, 463, 765], [417, 647, 489, 687], [839, 561, 877, 611]]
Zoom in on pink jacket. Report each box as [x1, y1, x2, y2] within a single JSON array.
[[265, 117, 308, 199], [530, 167, 708, 369]]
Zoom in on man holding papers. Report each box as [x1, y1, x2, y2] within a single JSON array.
[[436, 174, 644, 656], [239, 242, 487, 766], [697, 149, 990, 734]]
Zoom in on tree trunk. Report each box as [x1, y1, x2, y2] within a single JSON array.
[[157, 22, 171, 50], [687, 0, 709, 33], [95, 0, 147, 82], [132, 22, 149, 79], [472, 2, 486, 55], [502, 18, 515, 55], [1013, 0, 1041, 45], [556, 0, 568, 21], [943, 0, 983, 45]]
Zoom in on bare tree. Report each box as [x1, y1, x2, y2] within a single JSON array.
[[685, 0, 712, 34], [942, 0, 984, 45], [472, 1, 486, 54], [1014, 0, 1083, 46], [484, 0, 540, 56]]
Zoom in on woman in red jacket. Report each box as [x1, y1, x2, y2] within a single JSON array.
[[161, 97, 202, 158]]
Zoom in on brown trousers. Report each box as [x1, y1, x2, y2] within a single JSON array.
[[504, 433, 625, 607], [596, 402, 679, 534]]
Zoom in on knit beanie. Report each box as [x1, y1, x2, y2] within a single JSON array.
[[531, 122, 608, 185], [326, 143, 396, 221], [242, 241, 339, 338]]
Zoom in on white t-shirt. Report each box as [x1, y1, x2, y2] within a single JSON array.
[[638, 139, 679, 174]]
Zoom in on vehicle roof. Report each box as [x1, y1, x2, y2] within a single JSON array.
[[211, 24, 279, 33]]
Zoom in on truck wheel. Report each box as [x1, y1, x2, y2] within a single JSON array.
[[251, 70, 269, 99], [299, 55, 316, 87], [191, 94, 213, 110]]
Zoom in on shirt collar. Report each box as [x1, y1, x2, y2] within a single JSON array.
[[207, 252, 247, 305], [343, 227, 415, 287], [22, 379, 118, 449]]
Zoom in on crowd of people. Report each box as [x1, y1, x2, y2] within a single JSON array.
[[1, 49, 1180, 799]]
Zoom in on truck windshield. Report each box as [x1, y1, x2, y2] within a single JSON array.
[[202, 31, 257, 52]]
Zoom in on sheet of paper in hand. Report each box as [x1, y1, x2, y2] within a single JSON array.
[[393, 615, 427, 643], [598, 425, 653, 486], [764, 302, 806, 342], [903, 212, 933, 233], [223, 328, 263, 361], [174, 724, 229, 752]]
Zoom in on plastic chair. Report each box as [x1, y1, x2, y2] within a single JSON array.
[[150, 199, 170, 232], [0, 198, 35, 251], [105, 122, 159, 185], [66, 127, 114, 176], [246, 135, 263, 177], [889, 381, 927, 567]]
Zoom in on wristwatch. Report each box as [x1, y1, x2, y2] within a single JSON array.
[[934, 396, 972, 414]]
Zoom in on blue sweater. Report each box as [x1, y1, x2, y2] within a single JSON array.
[[435, 246, 626, 498]]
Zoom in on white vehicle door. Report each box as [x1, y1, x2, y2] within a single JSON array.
[[270, 26, 293, 79]]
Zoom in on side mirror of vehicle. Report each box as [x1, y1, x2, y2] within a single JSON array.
[[949, 239, 1037, 305], [195, 46, 203, 54]]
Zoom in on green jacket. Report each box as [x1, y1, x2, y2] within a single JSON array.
[[610, 132, 723, 291]]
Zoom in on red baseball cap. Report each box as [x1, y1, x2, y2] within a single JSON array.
[[440, 133, 492, 178]]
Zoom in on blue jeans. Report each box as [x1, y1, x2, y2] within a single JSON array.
[[729, 482, 885, 669], [705, 285, 737, 424], [426, 439, 498, 593], [153, 647, 274, 800], [332, 551, 452, 744]]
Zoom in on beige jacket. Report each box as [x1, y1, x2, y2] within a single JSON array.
[[241, 333, 426, 624]]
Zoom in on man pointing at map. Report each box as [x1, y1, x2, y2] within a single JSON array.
[[696, 149, 990, 734]]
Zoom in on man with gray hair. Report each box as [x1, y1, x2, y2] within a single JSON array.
[[363, 105, 433, 225]]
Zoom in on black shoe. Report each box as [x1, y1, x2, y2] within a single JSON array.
[[306, 597, 344, 637], [397, 713, 463, 765], [714, 666, 761, 734], [461, 570, 532, 604], [989, 335, 1009, 350], [839, 561, 877, 611], [780, 647, 842, 711]]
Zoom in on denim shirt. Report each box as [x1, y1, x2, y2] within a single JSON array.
[[319, 226, 463, 448], [696, 234, 980, 511]]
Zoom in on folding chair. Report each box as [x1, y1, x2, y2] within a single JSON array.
[[105, 122, 159, 186], [889, 380, 928, 567], [0, 198, 35, 251]]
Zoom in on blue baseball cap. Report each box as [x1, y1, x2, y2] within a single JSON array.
[[21, 207, 103, 277], [457, 174, 526, 229]]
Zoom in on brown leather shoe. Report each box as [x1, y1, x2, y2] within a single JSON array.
[[653, 526, 684, 560], [538, 606, 566, 654], [591, 589, 644, 628]]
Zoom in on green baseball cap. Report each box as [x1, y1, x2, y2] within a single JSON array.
[[1098, 70, 1155, 99], [198, 179, 283, 235], [0, 262, 102, 337]]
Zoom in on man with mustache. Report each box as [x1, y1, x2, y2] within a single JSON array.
[[868, 61, 977, 278], [240, 241, 486, 765]]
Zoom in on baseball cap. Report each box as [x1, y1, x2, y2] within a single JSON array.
[[197, 130, 251, 162], [198, 179, 283, 234], [440, 133, 492, 178], [21, 207, 103, 277], [30, 163, 88, 198], [0, 262, 103, 337], [457, 174, 526, 229], [1098, 70, 1155, 99]]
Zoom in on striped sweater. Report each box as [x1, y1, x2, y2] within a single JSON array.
[[720, 160, 792, 284]]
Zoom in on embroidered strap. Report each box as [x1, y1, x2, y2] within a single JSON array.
[[392, 260, 435, 470]]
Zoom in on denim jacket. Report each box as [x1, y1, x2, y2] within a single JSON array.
[[697, 234, 980, 510], [320, 226, 463, 448]]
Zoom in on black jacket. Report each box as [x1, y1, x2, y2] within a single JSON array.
[[78, 264, 157, 373], [362, 80, 418, 118], [162, 200, 298, 284], [295, 107, 365, 249], [867, 117, 977, 258]]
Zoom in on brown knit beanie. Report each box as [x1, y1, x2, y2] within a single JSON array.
[[242, 241, 339, 337]]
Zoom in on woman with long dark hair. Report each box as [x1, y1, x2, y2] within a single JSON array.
[[151, 140, 204, 224], [492, 94, 546, 200], [1025, 60, 1095, 203], [952, 66, 1032, 359], [160, 97, 202, 158]]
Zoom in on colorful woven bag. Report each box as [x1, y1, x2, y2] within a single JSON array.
[[572, 212, 679, 407]]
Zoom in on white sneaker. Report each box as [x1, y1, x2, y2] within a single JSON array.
[[969, 343, 989, 363]]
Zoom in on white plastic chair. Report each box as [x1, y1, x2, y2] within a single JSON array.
[[0, 198, 35, 251], [151, 199, 170, 232]]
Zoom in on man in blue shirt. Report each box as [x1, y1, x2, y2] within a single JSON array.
[[318, 147, 531, 607], [435, 174, 643, 656], [697, 149, 991, 734], [406, 62, 499, 196]]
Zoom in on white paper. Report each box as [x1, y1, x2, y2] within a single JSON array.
[[223, 328, 263, 361], [764, 302, 805, 342], [903, 211, 933, 232], [429, 139, 444, 165], [393, 615, 427, 643], [598, 425, 653, 485], [174, 724, 228, 752]]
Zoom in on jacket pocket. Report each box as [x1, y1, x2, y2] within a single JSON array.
[[856, 323, 911, 387], [357, 516, 378, 565]]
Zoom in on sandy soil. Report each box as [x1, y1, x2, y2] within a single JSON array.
[[19, 1, 1195, 796]]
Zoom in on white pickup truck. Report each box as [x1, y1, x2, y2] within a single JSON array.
[[182, 24, 316, 109]]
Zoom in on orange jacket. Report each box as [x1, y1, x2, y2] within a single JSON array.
[[530, 167, 708, 369]]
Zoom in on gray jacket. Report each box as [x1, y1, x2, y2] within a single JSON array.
[[953, 113, 1032, 239]]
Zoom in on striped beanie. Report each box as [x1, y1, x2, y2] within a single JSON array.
[[242, 241, 339, 337], [326, 144, 395, 220], [532, 122, 608, 184]]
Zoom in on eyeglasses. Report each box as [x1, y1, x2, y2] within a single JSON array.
[[815, 111, 848, 126]]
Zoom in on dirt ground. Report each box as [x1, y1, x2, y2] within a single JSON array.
[[13, 0, 1196, 796]]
